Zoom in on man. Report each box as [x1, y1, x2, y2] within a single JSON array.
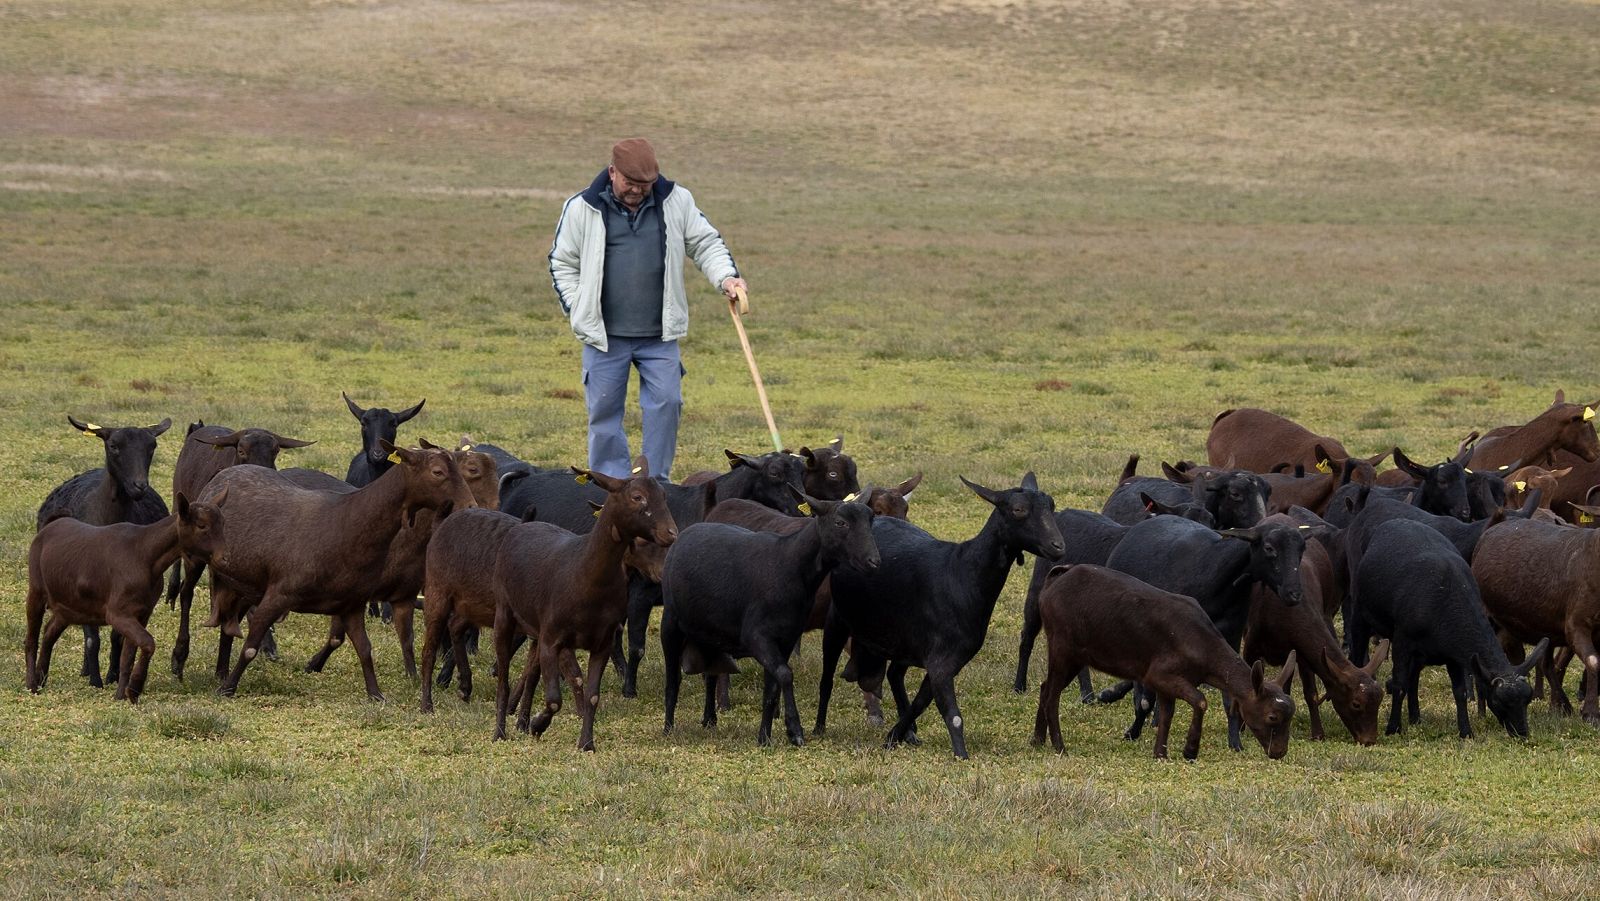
[[549, 138, 747, 480]]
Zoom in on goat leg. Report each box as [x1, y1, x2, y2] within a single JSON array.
[[1014, 580, 1044, 694], [340, 610, 384, 702], [623, 581, 653, 700], [661, 611, 685, 734], [1150, 693, 1177, 760], [491, 614, 517, 741], [576, 647, 606, 752], [1571, 630, 1600, 725], [1446, 661, 1474, 739], [886, 673, 934, 750], [80, 625, 103, 688], [813, 615, 848, 737], [515, 639, 541, 734], [885, 662, 921, 746], [170, 556, 205, 680], [33, 613, 71, 694], [928, 672, 960, 758], [391, 600, 417, 682], [304, 617, 344, 673], [219, 598, 284, 697], [700, 674, 719, 729]]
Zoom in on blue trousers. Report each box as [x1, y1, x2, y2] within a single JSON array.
[[582, 336, 683, 480]]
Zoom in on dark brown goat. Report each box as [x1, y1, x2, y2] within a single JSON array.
[[1241, 521, 1388, 744], [796, 435, 861, 500], [26, 492, 226, 702], [1207, 408, 1388, 483], [166, 421, 313, 678], [1468, 394, 1600, 471], [298, 443, 500, 678], [1472, 518, 1600, 725], [1032, 564, 1297, 760], [492, 457, 678, 749], [200, 441, 476, 700]]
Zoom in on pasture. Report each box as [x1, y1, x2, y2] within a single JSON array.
[[2, 0, 1599, 895]]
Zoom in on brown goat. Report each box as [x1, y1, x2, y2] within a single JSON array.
[[200, 440, 476, 700], [492, 456, 678, 749], [1504, 465, 1572, 512], [1207, 408, 1388, 483], [299, 442, 500, 678], [166, 422, 314, 679], [1469, 393, 1600, 471], [1472, 518, 1600, 725], [1241, 524, 1389, 745], [26, 492, 226, 702], [1033, 564, 1297, 760]]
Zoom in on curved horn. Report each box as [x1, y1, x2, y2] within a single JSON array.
[[1514, 638, 1552, 679], [1362, 639, 1391, 677], [342, 391, 365, 418]]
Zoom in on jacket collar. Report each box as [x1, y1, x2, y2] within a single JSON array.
[[580, 168, 674, 210]]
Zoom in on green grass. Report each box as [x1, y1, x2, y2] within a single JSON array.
[[2, 0, 1599, 895]]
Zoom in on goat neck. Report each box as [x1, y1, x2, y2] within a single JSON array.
[[956, 475, 1064, 604]]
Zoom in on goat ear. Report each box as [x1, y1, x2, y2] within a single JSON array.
[[271, 434, 316, 449], [726, 450, 761, 469], [586, 501, 603, 514], [522, 505, 540, 523], [68, 414, 104, 437], [395, 398, 426, 424], [1554, 389, 1566, 405], [799, 447, 817, 469], [1516, 638, 1551, 679], [208, 486, 229, 509], [342, 391, 365, 418], [1366, 449, 1392, 467], [1552, 467, 1573, 479], [174, 491, 191, 519], [631, 455, 650, 479], [830, 434, 843, 453], [895, 472, 923, 498], [196, 430, 244, 448], [1118, 453, 1140, 484], [959, 475, 1002, 506], [1274, 651, 1297, 692], [809, 497, 840, 518], [1020, 471, 1039, 491], [1251, 659, 1266, 693], [146, 417, 172, 437], [1217, 527, 1261, 543], [418, 438, 441, 451]]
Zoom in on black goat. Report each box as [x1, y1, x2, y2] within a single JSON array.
[[1101, 460, 1269, 530], [661, 493, 879, 745], [817, 472, 1064, 759], [1350, 518, 1547, 738], [342, 391, 424, 488], [35, 414, 172, 688]]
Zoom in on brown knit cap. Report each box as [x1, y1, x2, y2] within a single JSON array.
[[610, 138, 659, 182]]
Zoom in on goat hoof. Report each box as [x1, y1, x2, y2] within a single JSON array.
[[578, 740, 595, 753], [368, 692, 386, 703], [217, 685, 236, 698], [789, 733, 805, 748], [621, 685, 637, 699], [902, 731, 921, 747], [1079, 693, 1098, 705], [866, 713, 884, 728]]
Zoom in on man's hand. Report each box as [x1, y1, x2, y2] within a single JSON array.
[[721, 277, 748, 302]]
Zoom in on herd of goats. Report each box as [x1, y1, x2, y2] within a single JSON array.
[[21, 389, 1600, 760]]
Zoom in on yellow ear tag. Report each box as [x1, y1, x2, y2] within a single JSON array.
[[1315, 460, 1331, 474], [1585, 407, 1596, 422], [844, 492, 859, 503], [387, 451, 403, 464], [1514, 481, 1527, 492], [593, 508, 601, 518], [632, 467, 642, 474], [1582, 513, 1595, 524], [798, 502, 813, 516], [83, 422, 101, 433], [459, 444, 472, 452], [575, 473, 591, 485], [1298, 525, 1311, 530]]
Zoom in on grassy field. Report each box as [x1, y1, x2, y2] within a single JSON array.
[[3, 0, 1599, 895]]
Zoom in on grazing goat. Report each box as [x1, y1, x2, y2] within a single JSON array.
[[663, 494, 880, 745], [27, 492, 225, 702], [1032, 564, 1297, 760], [817, 472, 1064, 759], [200, 441, 475, 699], [492, 457, 678, 750], [1206, 408, 1387, 484], [1472, 517, 1600, 725], [166, 421, 313, 678], [1104, 516, 1314, 750], [1241, 519, 1387, 745], [342, 391, 425, 487], [1351, 519, 1546, 737], [35, 415, 172, 688], [1012, 494, 1215, 696]]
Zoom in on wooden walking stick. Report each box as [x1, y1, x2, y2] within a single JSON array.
[[726, 284, 783, 453]]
